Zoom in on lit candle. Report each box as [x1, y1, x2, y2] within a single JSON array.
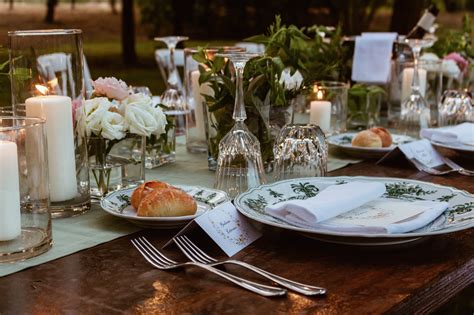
[[191, 70, 214, 140], [26, 91, 77, 202], [310, 90, 332, 133], [401, 67, 427, 102], [0, 140, 21, 241]]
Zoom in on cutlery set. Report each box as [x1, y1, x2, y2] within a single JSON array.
[[131, 236, 326, 297]]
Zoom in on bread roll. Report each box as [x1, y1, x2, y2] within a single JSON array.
[[370, 127, 392, 147], [137, 188, 197, 217], [131, 181, 171, 210], [352, 130, 382, 148]]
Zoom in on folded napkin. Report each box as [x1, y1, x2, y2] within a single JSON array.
[[421, 123, 474, 146], [265, 181, 386, 227], [351, 32, 397, 84], [314, 199, 449, 234]]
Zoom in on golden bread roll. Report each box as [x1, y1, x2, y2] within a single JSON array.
[[352, 130, 382, 148], [369, 127, 392, 147], [131, 181, 171, 210], [137, 188, 197, 217]]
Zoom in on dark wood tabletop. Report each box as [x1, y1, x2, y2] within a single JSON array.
[[1, 158, 473, 314]]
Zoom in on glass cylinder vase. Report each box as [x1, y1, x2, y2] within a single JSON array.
[[9, 29, 90, 218], [88, 134, 145, 198], [0, 117, 52, 262], [183, 46, 245, 156]]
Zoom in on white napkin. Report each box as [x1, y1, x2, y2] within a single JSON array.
[[314, 199, 449, 234], [351, 32, 397, 84], [420, 123, 474, 146], [265, 181, 386, 227]]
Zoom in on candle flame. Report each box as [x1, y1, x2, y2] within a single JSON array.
[[316, 90, 324, 100], [48, 78, 58, 88], [35, 84, 49, 95]]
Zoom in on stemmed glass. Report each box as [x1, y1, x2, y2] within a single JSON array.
[[214, 53, 266, 198], [154, 36, 189, 136], [398, 36, 436, 137]]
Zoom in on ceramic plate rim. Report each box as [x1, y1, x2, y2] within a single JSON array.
[[234, 176, 474, 239], [100, 185, 228, 222]]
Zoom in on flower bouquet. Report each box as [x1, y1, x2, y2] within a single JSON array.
[[75, 77, 167, 197]]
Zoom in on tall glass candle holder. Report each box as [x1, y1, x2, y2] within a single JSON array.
[[310, 81, 348, 135], [9, 29, 90, 218], [0, 117, 52, 263]]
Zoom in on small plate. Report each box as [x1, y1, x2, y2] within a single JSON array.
[[328, 132, 414, 159], [234, 176, 474, 246], [100, 185, 229, 229]]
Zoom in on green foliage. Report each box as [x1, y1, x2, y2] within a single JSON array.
[[430, 14, 474, 60]]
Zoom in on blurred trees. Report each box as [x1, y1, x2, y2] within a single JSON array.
[[122, 0, 137, 64], [45, 0, 58, 23]]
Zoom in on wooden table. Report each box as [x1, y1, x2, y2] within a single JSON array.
[[1, 160, 473, 314]]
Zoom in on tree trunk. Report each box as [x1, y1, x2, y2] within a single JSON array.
[[9, 0, 13, 10], [390, 0, 425, 34], [110, 0, 118, 15], [121, 0, 137, 65], [45, 0, 58, 23]]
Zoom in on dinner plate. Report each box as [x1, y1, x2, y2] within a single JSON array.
[[421, 126, 474, 156], [101, 185, 229, 229], [328, 132, 414, 159], [234, 176, 474, 246]]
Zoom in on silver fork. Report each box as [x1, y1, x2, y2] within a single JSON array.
[[442, 157, 474, 176], [174, 235, 326, 296], [409, 158, 460, 176], [131, 237, 287, 297]]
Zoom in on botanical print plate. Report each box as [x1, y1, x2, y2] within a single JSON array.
[[328, 132, 414, 159], [101, 185, 229, 229], [234, 176, 474, 246]]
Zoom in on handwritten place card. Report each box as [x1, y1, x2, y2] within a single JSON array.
[[164, 201, 262, 257], [398, 139, 444, 168], [378, 139, 444, 168]]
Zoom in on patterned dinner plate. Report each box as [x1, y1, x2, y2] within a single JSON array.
[[101, 185, 229, 229], [234, 176, 474, 246], [328, 132, 414, 159]]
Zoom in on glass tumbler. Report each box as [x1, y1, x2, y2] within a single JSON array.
[[273, 124, 328, 181], [0, 117, 52, 262], [310, 81, 348, 135], [438, 90, 474, 126], [9, 29, 90, 218]]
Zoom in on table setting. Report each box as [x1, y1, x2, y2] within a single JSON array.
[[1, 7, 474, 314]]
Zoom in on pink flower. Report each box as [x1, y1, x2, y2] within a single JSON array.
[[444, 53, 469, 73], [72, 98, 83, 128], [92, 77, 129, 101]]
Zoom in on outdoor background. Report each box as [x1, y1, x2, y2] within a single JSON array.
[[0, 0, 473, 96]]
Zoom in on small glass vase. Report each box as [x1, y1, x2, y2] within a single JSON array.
[[347, 91, 383, 130], [88, 134, 145, 198], [144, 128, 176, 169]]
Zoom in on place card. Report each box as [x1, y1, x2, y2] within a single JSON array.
[[164, 201, 262, 257], [378, 139, 444, 168]]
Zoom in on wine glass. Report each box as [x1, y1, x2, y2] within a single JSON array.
[[398, 36, 436, 137], [213, 52, 266, 198], [154, 36, 188, 136]]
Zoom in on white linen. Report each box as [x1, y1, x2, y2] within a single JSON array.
[[351, 32, 397, 84], [314, 199, 448, 234], [265, 181, 386, 227], [421, 123, 474, 146]]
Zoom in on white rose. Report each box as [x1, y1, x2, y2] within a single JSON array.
[[420, 53, 440, 62], [420, 53, 442, 72], [121, 93, 153, 108], [279, 67, 303, 91], [101, 111, 126, 140], [125, 103, 158, 137], [84, 97, 111, 136], [442, 59, 461, 77], [75, 104, 87, 138], [151, 106, 167, 136]]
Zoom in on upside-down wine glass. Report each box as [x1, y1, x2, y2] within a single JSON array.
[[154, 36, 189, 136], [214, 53, 266, 198], [398, 36, 436, 137]]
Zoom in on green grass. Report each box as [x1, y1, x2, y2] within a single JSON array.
[[84, 39, 235, 94]]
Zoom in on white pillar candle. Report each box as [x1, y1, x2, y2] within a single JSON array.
[[310, 100, 332, 133], [0, 140, 21, 241], [401, 67, 427, 102], [26, 95, 78, 202], [191, 70, 214, 140]]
